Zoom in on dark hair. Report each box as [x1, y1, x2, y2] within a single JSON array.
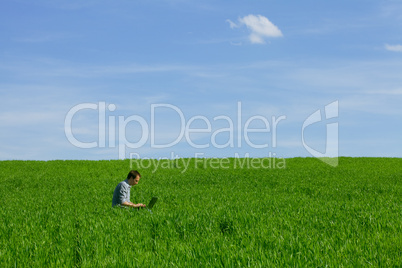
[[127, 170, 141, 180]]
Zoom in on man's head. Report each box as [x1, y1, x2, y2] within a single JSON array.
[[127, 170, 141, 186]]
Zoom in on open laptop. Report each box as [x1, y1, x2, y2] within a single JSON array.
[[147, 196, 158, 209]]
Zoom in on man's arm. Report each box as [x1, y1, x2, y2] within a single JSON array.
[[121, 201, 146, 208]]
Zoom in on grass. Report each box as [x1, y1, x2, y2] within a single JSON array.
[[0, 157, 401, 267]]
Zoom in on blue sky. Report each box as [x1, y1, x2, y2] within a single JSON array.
[[1, 0, 401, 160]]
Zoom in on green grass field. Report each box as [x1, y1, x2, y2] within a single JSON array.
[[0, 157, 401, 267]]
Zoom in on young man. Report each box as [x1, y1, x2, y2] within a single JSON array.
[[112, 170, 146, 208]]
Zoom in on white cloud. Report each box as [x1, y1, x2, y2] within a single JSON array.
[[228, 14, 283, 44], [226, 19, 238, 29], [366, 88, 402, 95], [385, 44, 402, 52]]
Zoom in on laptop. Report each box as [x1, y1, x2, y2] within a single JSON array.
[[147, 196, 158, 209]]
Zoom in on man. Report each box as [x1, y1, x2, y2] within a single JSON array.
[[112, 170, 146, 208]]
